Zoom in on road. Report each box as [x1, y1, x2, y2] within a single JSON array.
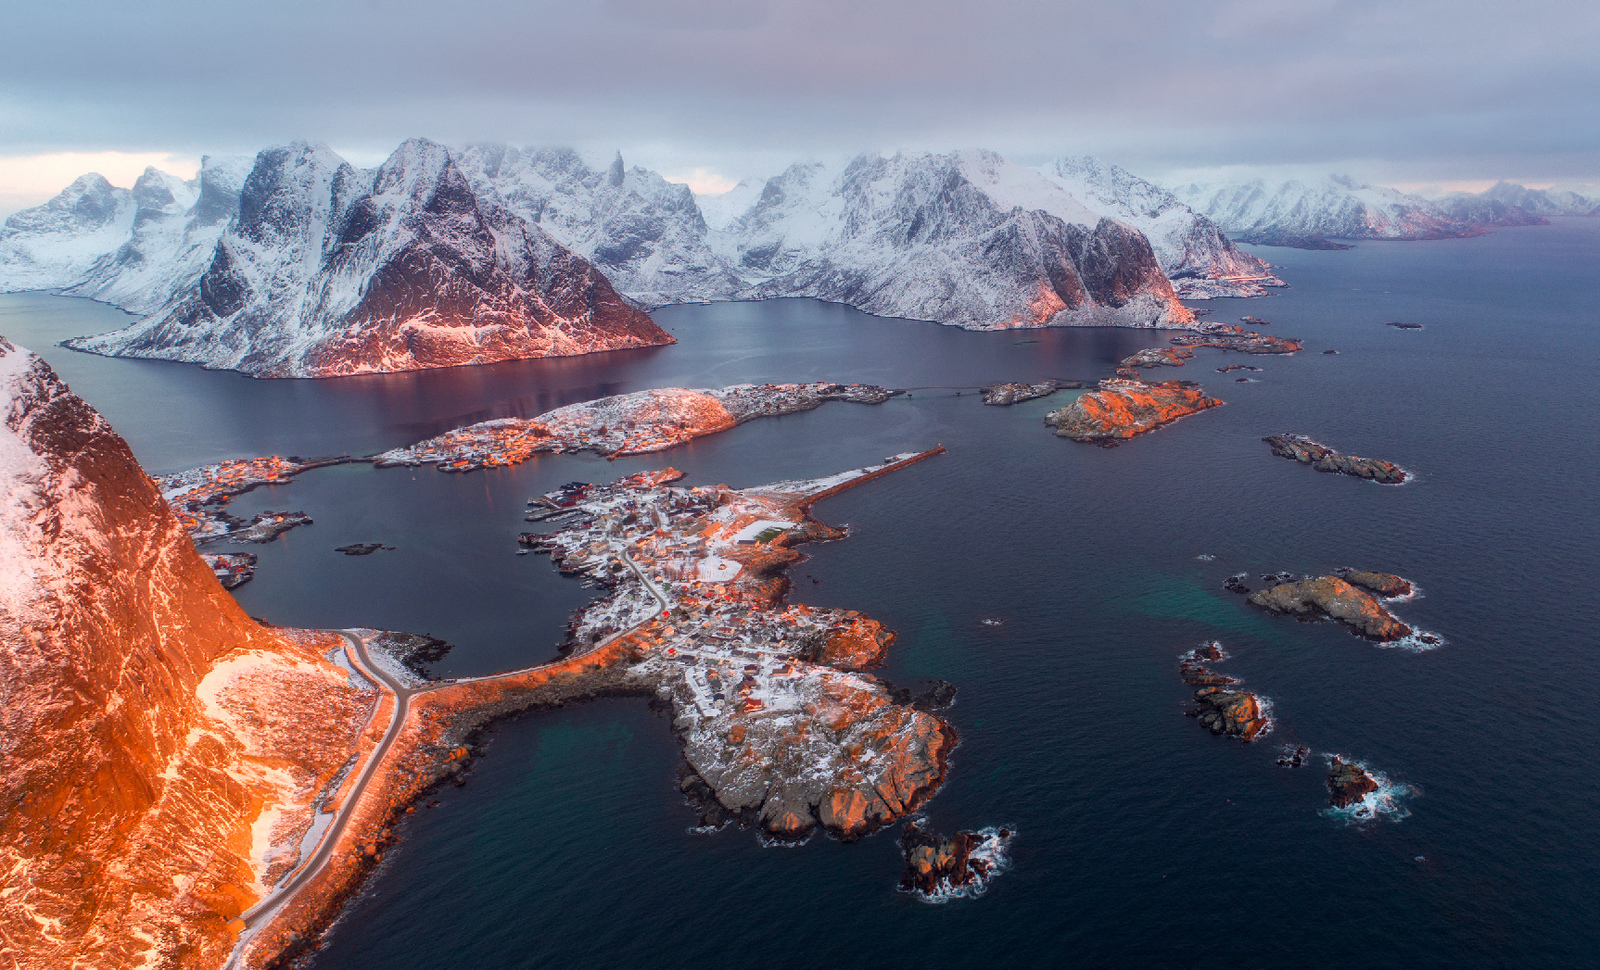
[[225, 551, 669, 968]]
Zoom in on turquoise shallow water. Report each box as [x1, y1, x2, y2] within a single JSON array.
[[3, 218, 1597, 968]]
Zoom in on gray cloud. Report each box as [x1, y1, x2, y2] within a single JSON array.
[[1, 0, 1596, 185]]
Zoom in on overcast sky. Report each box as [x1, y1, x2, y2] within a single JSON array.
[[2, 0, 1597, 210]]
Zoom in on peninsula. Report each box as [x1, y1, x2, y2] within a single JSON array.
[[236, 449, 955, 967]]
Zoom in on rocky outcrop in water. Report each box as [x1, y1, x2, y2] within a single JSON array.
[[1328, 757, 1380, 808], [898, 820, 1011, 898], [1335, 569, 1413, 598], [1263, 434, 1408, 484], [1044, 378, 1221, 443], [1190, 687, 1269, 740], [981, 380, 1060, 406], [1247, 575, 1412, 641]]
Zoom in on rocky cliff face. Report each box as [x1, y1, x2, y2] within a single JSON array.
[[729, 150, 1193, 329], [66, 139, 672, 377], [1171, 175, 1484, 246], [454, 145, 744, 305], [0, 338, 372, 968], [1041, 156, 1285, 298]]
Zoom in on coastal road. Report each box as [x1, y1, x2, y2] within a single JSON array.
[[227, 550, 670, 967], [226, 629, 415, 968]]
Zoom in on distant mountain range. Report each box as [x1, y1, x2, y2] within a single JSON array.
[[5, 138, 1591, 377], [1170, 175, 1597, 249], [0, 141, 1259, 377]]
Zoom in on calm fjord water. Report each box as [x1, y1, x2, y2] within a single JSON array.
[[4, 218, 1597, 968]]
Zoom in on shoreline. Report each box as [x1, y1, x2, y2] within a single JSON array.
[[233, 448, 952, 968]]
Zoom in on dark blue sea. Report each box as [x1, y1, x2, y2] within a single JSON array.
[[4, 217, 1597, 968]]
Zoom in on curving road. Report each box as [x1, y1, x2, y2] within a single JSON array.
[[226, 551, 668, 968]]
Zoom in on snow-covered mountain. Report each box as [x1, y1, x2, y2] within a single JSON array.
[[7, 142, 1206, 377], [67, 139, 671, 377], [1040, 156, 1285, 298], [1473, 181, 1599, 218], [0, 159, 251, 309], [1433, 192, 1550, 228], [720, 149, 1192, 329], [1171, 175, 1484, 247], [454, 145, 743, 305], [0, 174, 139, 292], [62, 158, 253, 314]]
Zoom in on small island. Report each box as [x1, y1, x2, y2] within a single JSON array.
[[1180, 642, 1269, 741], [898, 820, 1013, 900], [1328, 757, 1381, 808], [1044, 378, 1222, 443], [1247, 574, 1412, 641], [1263, 434, 1409, 484]]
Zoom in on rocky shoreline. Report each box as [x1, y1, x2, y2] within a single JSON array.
[[1263, 433, 1409, 484], [374, 381, 892, 469], [235, 452, 962, 966]]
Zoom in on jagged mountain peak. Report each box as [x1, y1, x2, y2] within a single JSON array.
[[1040, 155, 1283, 297]]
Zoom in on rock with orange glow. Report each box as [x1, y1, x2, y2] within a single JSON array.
[[67, 139, 671, 377], [1044, 378, 1223, 442], [1190, 687, 1270, 740], [0, 338, 375, 969], [374, 381, 890, 466], [1247, 575, 1412, 641]]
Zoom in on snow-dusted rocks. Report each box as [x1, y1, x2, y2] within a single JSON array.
[[66, 139, 672, 377], [455, 145, 744, 305], [728, 150, 1193, 329], [1171, 175, 1483, 247], [0, 338, 376, 969], [1041, 156, 1285, 298]]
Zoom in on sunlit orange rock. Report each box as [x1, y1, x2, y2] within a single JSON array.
[[1045, 378, 1222, 442], [0, 339, 373, 970]]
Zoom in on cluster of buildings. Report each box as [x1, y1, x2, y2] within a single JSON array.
[[157, 456, 308, 539], [527, 452, 938, 728], [373, 383, 896, 472]]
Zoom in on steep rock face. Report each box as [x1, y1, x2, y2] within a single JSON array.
[[62, 159, 254, 315], [454, 145, 743, 305], [1041, 156, 1285, 298], [0, 339, 370, 968], [0, 174, 137, 291], [67, 139, 672, 377], [729, 150, 1193, 330], [1171, 175, 1483, 245]]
